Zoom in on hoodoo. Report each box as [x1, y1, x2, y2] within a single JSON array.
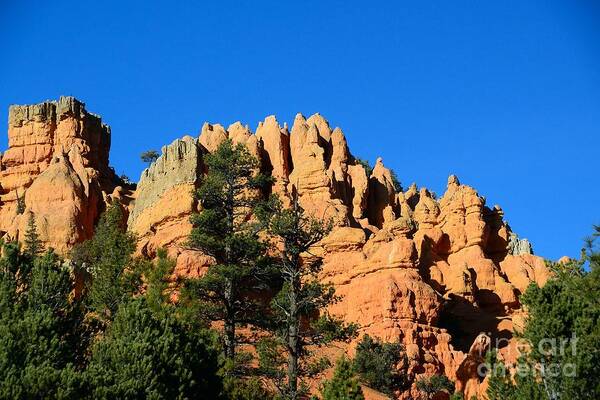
[[0, 97, 550, 399]]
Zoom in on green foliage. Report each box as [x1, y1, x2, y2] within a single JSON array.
[[486, 226, 600, 400], [321, 357, 364, 400], [86, 297, 223, 399], [485, 350, 547, 400], [24, 213, 42, 257], [257, 337, 286, 383], [258, 197, 356, 399], [389, 169, 402, 193], [415, 374, 455, 400], [144, 248, 176, 318], [118, 173, 133, 186], [71, 204, 140, 321], [183, 139, 272, 360], [0, 245, 82, 399], [353, 335, 408, 396], [223, 376, 273, 400], [140, 149, 159, 165]]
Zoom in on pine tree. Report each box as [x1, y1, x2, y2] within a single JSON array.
[[182, 139, 271, 361], [416, 374, 454, 400], [486, 226, 600, 400], [144, 248, 176, 318], [140, 149, 159, 166], [258, 197, 357, 399], [24, 213, 42, 256], [15, 191, 25, 214], [353, 335, 408, 396], [321, 357, 364, 400], [86, 297, 223, 399], [0, 245, 83, 399], [71, 204, 139, 321]]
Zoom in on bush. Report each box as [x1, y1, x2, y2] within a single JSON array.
[[86, 297, 223, 399], [321, 357, 364, 400], [353, 335, 408, 395], [415, 374, 454, 400]]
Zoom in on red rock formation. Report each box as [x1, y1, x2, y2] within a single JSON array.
[[123, 112, 551, 399], [0, 97, 122, 252], [0, 101, 552, 399]]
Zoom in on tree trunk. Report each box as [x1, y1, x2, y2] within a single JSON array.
[[224, 280, 236, 360], [287, 274, 300, 400]]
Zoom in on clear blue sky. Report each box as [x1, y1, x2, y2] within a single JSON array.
[[1, 1, 599, 259]]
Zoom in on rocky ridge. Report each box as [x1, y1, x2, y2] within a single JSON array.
[[0, 98, 550, 399]]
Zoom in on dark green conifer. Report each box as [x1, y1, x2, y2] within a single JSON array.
[[258, 197, 357, 399], [321, 357, 364, 400], [182, 139, 271, 361]]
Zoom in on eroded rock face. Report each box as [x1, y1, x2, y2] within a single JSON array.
[[127, 135, 205, 274], [125, 112, 551, 398], [0, 102, 552, 399], [0, 97, 121, 252]]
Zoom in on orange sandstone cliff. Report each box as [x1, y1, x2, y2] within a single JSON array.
[[0, 98, 551, 399], [0, 97, 128, 253]]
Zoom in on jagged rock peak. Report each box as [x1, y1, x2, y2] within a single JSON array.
[[257, 115, 282, 130], [199, 122, 227, 152], [508, 233, 534, 255], [1, 96, 119, 252], [448, 174, 460, 186], [306, 113, 332, 141], [144, 135, 201, 180], [227, 121, 252, 145]]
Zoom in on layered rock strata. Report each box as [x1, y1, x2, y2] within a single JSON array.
[[0, 97, 123, 252]]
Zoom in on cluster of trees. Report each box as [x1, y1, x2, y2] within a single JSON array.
[[486, 226, 600, 400], [0, 206, 223, 399], [2, 140, 598, 400], [0, 141, 377, 400]]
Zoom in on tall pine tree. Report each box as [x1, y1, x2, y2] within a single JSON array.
[[182, 139, 271, 361], [258, 197, 357, 399]]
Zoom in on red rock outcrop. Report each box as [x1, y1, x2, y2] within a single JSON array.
[[0, 100, 552, 399], [0, 97, 123, 253], [122, 111, 551, 399]]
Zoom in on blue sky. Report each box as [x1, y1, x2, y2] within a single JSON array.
[[1, 1, 598, 259]]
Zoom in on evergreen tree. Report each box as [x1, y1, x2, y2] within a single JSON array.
[[321, 357, 364, 400], [182, 139, 271, 361], [86, 297, 223, 399], [140, 149, 159, 166], [487, 226, 600, 400], [258, 197, 357, 399], [71, 204, 140, 321], [353, 335, 408, 396], [24, 212, 42, 257], [0, 246, 82, 399], [143, 247, 176, 318], [415, 374, 454, 400]]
